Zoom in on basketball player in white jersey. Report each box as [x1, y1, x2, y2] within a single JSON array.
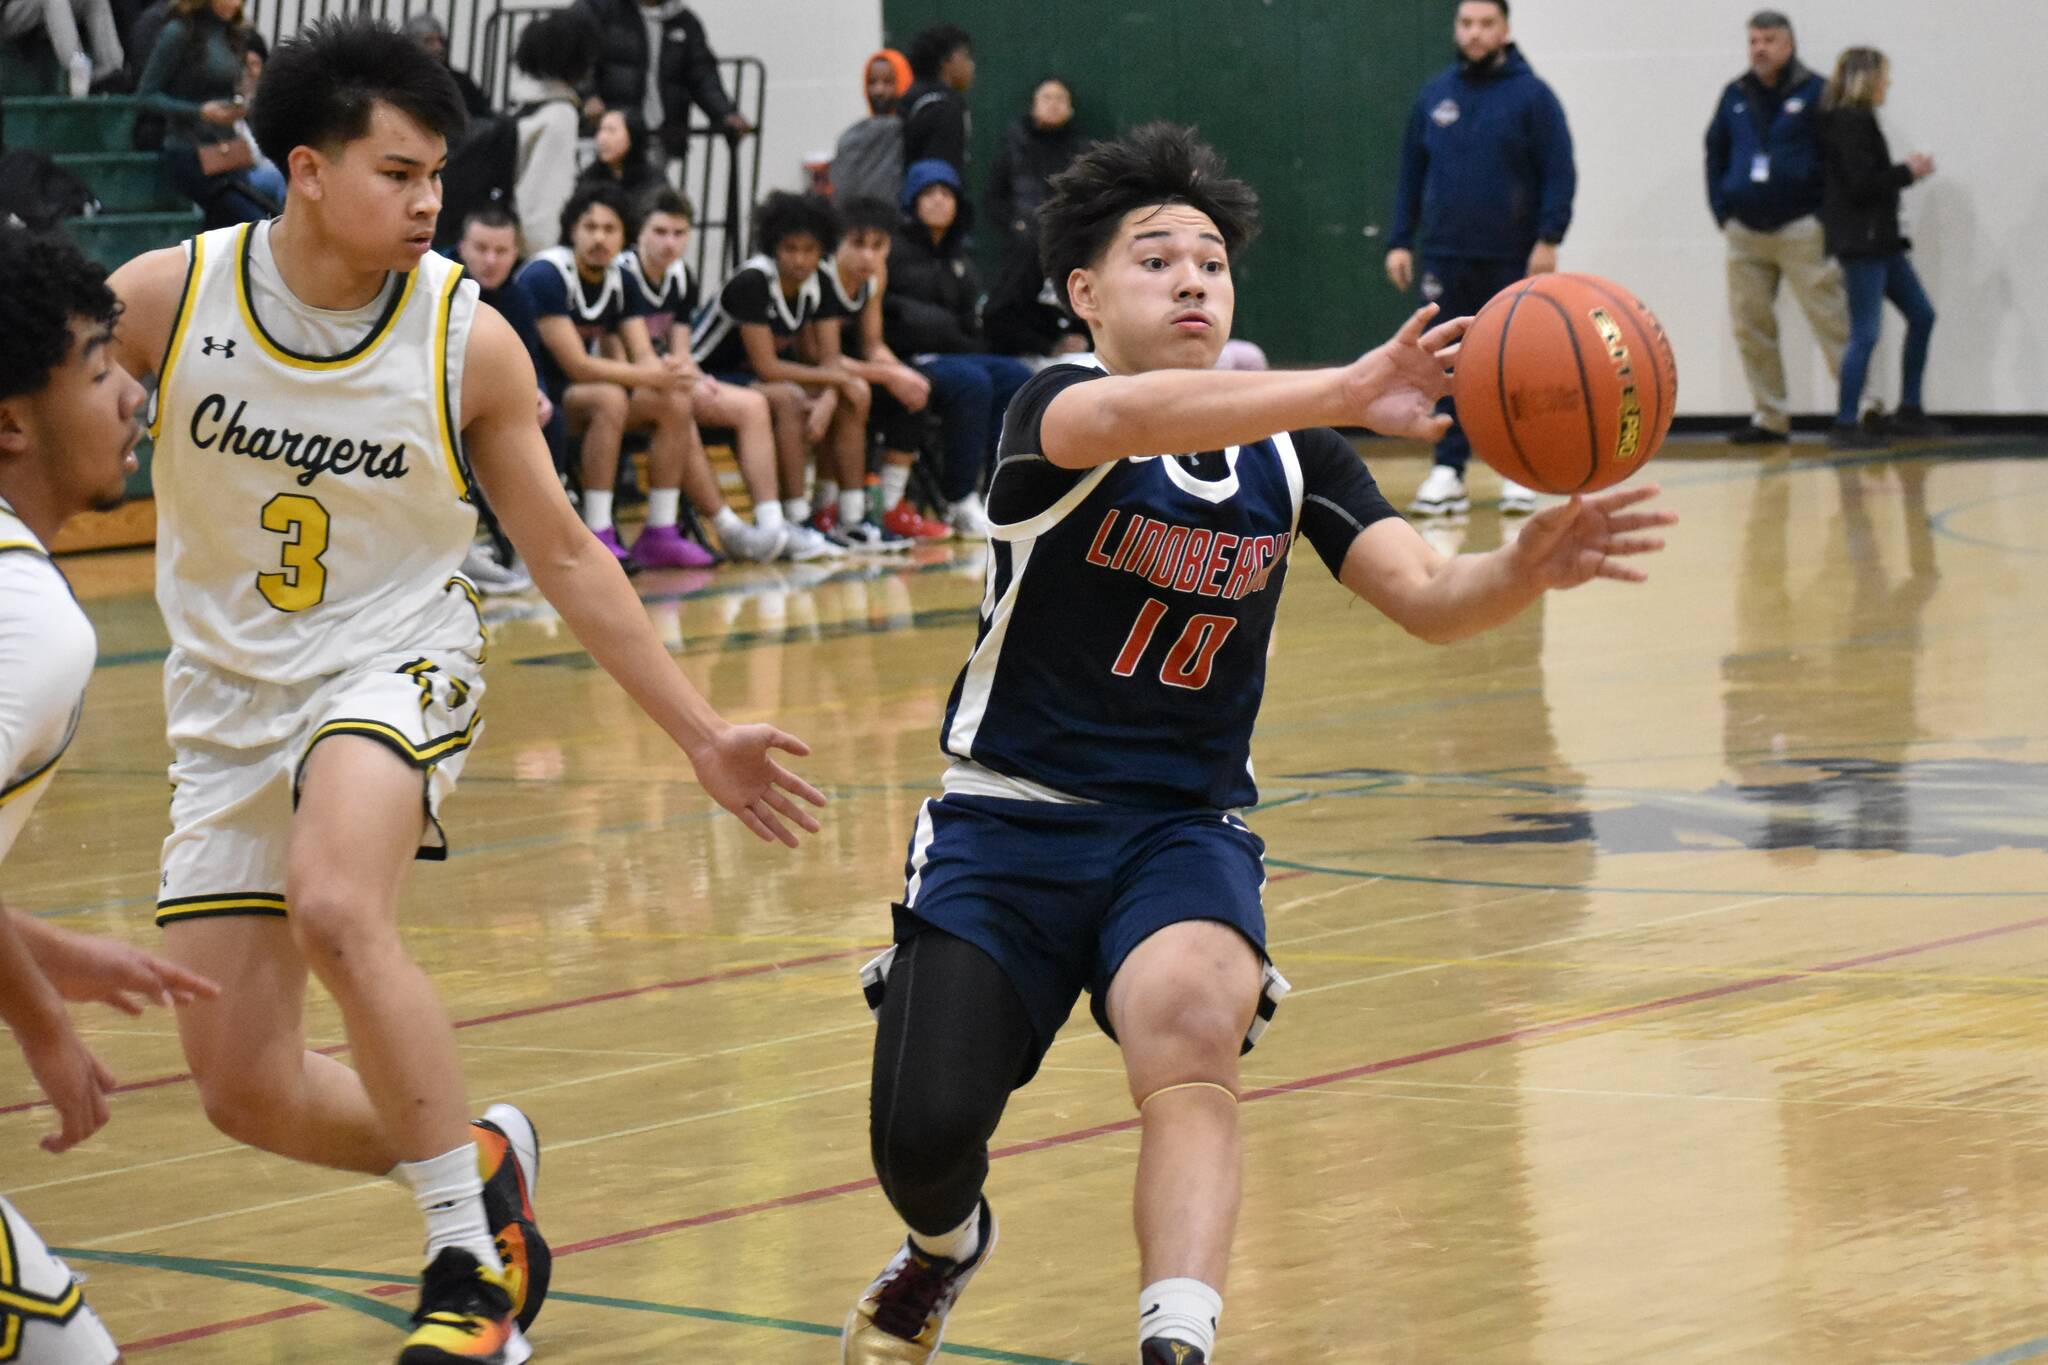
[[103, 20, 826, 1365], [0, 225, 223, 1363]]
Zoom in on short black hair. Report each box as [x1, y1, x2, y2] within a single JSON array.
[[1459, 0, 1509, 15], [907, 24, 971, 80], [1749, 9, 1793, 32], [0, 227, 119, 402], [560, 180, 634, 247], [752, 191, 840, 257], [1038, 122, 1259, 314], [250, 16, 467, 166], [514, 8, 598, 86], [461, 204, 518, 236], [835, 195, 895, 240], [639, 187, 695, 225]]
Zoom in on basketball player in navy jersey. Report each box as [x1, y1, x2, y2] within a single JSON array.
[[841, 124, 1675, 1365]]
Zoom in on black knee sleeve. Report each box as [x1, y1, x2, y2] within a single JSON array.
[[868, 930, 1035, 1236]]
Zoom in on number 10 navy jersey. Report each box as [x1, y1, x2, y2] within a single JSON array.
[[939, 361, 1401, 810]]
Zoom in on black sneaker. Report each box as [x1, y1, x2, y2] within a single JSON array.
[[841, 1199, 998, 1363], [1728, 422, 1790, 445], [1886, 406, 1954, 439], [1141, 1339, 1210, 1365], [397, 1248, 520, 1364], [1827, 424, 1891, 450], [473, 1105, 549, 1333]]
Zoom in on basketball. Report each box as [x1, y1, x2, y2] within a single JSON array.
[[1451, 273, 1678, 496]]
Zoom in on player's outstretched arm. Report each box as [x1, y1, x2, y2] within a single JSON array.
[[463, 307, 827, 845], [10, 913, 218, 1014], [1338, 483, 1677, 644], [1038, 305, 1467, 469], [0, 910, 115, 1152]]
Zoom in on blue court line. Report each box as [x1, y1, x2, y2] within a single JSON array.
[[1926, 485, 2048, 558], [1963, 1335, 2048, 1365], [1261, 856, 2046, 900], [56, 1247, 1087, 1362]]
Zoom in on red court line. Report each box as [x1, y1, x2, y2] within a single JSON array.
[[0, 944, 885, 1118], [125, 1302, 327, 1351], [118, 910, 2048, 1352]]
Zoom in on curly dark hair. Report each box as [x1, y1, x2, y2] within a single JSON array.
[[751, 191, 840, 258], [514, 8, 598, 87], [559, 180, 635, 247], [906, 24, 971, 80], [0, 227, 119, 402], [834, 195, 895, 241], [250, 16, 468, 166], [1038, 122, 1260, 314]]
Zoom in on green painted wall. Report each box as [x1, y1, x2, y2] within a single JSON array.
[[881, 0, 1457, 365]]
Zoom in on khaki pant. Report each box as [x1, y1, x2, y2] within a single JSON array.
[[1725, 215, 1850, 433]]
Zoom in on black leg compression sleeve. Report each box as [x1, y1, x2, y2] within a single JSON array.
[[869, 930, 1037, 1237]]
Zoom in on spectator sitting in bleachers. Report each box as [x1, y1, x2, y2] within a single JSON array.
[[883, 158, 1031, 537], [135, 0, 278, 227], [508, 8, 593, 256], [578, 109, 663, 201], [575, 0, 749, 190], [830, 48, 909, 205], [517, 181, 736, 568], [691, 192, 893, 554], [2, 0, 122, 96], [616, 187, 790, 562], [402, 11, 489, 119], [453, 204, 557, 593], [811, 195, 951, 543]]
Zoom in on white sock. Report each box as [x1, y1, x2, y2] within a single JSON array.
[[581, 489, 614, 533], [783, 497, 811, 524], [753, 500, 785, 531], [839, 489, 868, 527], [909, 1204, 981, 1264], [880, 462, 912, 509], [817, 478, 840, 508], [397, 1143, 503, 1270], [712, 505, 744, 536], [1140, 1278, 1220, 1356], [645, 488, 681, 528]]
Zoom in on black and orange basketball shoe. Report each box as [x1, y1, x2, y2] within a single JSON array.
[[397, 1247, 521, 1364], [472, 1104, 550, 1332]]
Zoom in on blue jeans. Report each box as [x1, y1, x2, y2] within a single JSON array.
[[1420, 255, 1527, 472], [166, 145, 280, 228], [916, 353, 1034, 501], [1837, 252, 1935, 426]]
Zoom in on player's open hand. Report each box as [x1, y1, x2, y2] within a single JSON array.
[[20, 1016, 115, 1153], [691, 723, 828, 847], [29, 924, 220, 1015], [1508, 483, 1677, 589], [1348, 304, 1468, 442]]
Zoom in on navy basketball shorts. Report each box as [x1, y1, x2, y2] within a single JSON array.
[[861, 793, 1291, 1083]]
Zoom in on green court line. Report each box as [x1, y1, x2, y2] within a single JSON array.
[[1261, 856, 2046, 899], [54, 1247, 1087, 1362], [56, 1247, 410, 1326]]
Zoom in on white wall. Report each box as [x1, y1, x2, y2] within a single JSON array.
[[1510, 1, 2045, 415]]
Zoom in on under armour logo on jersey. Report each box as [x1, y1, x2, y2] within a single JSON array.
[[202, 336, 236, 358], [1431, 98, 1460, 127]]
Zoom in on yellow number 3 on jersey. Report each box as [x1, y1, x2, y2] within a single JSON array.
[[256, 493, 330, 612]]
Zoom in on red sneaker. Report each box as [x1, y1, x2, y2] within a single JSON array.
[[810, 505, 839, 534], [882, 500, 952, 542]]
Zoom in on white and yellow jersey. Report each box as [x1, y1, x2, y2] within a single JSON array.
[[148, 221, 484, 685], [0, 501, 95, 861]]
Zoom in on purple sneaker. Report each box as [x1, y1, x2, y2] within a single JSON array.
[[630, 524, 717, 569], [593, 525, 630, 562]]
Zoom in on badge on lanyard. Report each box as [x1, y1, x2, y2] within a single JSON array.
[[1750, 153, 1771, 184]]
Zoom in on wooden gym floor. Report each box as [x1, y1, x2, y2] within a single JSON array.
[[5, 436, 2047, 1363]]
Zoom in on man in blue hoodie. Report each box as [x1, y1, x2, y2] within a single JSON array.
[[1387, 0, 1574, 518], [1704, 9, 1849, 444]]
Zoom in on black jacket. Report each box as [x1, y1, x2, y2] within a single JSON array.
[[1818, 106, 1915, 258], [883, 221, 985, 356], [987, 115, 1078, 239], [900, 79, 968, 175], [574, 0, 734, 156]]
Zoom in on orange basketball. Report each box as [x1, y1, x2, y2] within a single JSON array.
[[1451, 272, 1678, 495]]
